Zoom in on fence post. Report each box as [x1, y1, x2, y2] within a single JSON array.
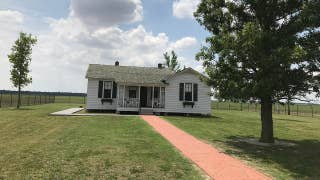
[[10, 93, 13, 107], [311, 104, 314, 118], [240, 102, 243, 111], [297, 105, 299, 116], [255, 103, 257, 112], [0, 92, 2, 108], [284, 104, 286, 115], [40, 95, 42, 104]]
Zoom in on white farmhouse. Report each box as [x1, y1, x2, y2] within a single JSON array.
[[85, 61, 211, 115]]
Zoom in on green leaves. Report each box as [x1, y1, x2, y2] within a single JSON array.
[[8, 32, 37, 88], [195, 0, 320, 101], [163, 51, 181, 71]]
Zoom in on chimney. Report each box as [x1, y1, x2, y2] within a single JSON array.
[[158, 63, 163, 69], [115, 61, 119, 66]]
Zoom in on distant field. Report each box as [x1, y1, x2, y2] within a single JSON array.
[[212, 101, 320, 117], [54, 95, 86, 104], [0, 94, 86, 107]]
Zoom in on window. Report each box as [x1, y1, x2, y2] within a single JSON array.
[[184, 83, 193, 101], [154, 87, 160, 99], [103, 81, 112, 98], [179, 83, 198, 102], [129, 89, 137, 98]]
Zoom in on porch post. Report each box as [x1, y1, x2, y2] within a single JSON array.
[[159, 87, 161, 108], [123, 85, 125, 107], [152, 86, 154, 108], [138, 86, 141, 108]]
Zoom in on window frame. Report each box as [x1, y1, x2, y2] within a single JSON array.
[[103, 81, 113, 99], [184, 83, 193, 102]]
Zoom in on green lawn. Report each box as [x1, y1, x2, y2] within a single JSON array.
[[164, 110, 320, 180], [0, 104, 202, 179]]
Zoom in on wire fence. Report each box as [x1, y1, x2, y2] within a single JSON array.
[[0, 92, 86, 108], [211, 101, 320, 118]]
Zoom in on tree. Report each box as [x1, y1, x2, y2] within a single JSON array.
[[194, 1, 320, 143], [164, 51, 181, 71], [8, 32, 37, 108]]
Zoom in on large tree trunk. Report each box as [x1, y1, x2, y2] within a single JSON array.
[[17, 85, 21, 109], [260, 97, 274, 143]]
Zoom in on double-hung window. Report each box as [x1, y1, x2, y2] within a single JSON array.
[[103, 81, 112, 98], [184, 83, 193, 101], [179, 83, 198, 102]]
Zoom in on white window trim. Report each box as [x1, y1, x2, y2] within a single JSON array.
[[103, 81, 113, 99], [184, 83, 194, 102]]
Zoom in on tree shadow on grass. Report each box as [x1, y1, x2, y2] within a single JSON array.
[[223, 136, 320, 179]]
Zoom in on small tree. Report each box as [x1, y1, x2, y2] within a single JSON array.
[[8, 32, 37, 108], [164, 51, 181, 71], [195, 1, 320, 143]]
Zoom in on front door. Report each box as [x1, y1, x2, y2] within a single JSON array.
[[140, 87, 148, 107]]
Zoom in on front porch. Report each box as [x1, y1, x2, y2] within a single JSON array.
[[117, 85, 165, 113]]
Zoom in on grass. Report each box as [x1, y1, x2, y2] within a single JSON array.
[[164, 110, 320, 180], [0, 103, 202, 179]]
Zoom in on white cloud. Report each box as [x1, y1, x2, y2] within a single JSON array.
[[0, 9, 199, 92], [169, 37, 197, 50], [173, 0, 200, 19], [70, 0, 143, 29], [0, 10, 24, 24], [0, 10, 26, 90]]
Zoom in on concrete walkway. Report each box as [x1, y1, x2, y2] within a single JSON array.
[[50, 108, 137, 116], [140, 115, 271, 180], [50, 108, 84, 116]]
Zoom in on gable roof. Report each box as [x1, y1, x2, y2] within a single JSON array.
[[86, 64, 174, 84], [165, 67, 209, 82]]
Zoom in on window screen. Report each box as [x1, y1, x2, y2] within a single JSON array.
[[185, 83, 192, 101], [104, 81, 112, 98], [129, 90, 137, 98]]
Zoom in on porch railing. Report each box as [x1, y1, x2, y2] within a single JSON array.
[[153, 98, 165, 108], [118, 98, 140, 108]]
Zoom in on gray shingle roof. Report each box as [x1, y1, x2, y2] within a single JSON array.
[[86, 64, 174, 84]]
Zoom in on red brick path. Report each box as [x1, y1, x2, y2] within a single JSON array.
[[140, 115, 271, 180]]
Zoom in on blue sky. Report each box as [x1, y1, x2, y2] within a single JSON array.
[[0, 0, 210, 93]]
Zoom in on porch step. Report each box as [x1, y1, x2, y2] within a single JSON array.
[[140, 108, 154, 115]]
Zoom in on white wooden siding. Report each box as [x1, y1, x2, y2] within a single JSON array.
[[164, 73, 211, 115], [86, 79, 117, 110]]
